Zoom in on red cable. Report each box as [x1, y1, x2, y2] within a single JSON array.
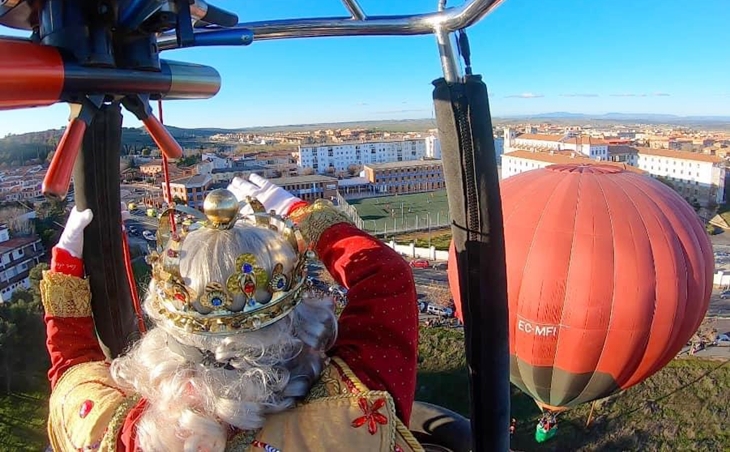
[[121, 227, 147, 333], [121, 100, 180, 336], [158, 99, 177, 236]]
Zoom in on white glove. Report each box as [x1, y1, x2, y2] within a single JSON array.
[[227, 174, 301, 216], [57, 207, 94, 259]]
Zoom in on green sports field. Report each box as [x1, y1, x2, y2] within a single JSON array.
[[348, 190, 451, 233]]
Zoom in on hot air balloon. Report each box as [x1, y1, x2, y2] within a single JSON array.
[[449, 163, 713, 414]]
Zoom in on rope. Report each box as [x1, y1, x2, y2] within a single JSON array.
[[121, 227, 146, 333], [158, 99, 177, 236]]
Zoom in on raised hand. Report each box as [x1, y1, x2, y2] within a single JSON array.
[[57, 207, 94, 258], [227, 174, 301, 216]]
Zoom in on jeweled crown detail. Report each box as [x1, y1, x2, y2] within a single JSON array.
[[146, 189, 312, 335]]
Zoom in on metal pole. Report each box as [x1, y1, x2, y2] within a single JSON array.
[[428, 213, 432, 248], [341, 0, 367, 20], [156, 0, 505, 48], [434, 27, 461, 83]]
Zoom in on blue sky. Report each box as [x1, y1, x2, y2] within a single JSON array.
[[1, 0, 728, 136]]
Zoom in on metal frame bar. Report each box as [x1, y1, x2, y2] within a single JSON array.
[[157, 0, 503, 49], [341, 0, 366, 20]]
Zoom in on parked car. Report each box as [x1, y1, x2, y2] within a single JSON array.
[[128, 226, 139, 235], [142, 230, 156, 241], [410, 259, 430, 269], [716, 334, 730, 347], [720, 290, 730, 299], [432, 262, 448, 270], [427, 305, 454, 318]]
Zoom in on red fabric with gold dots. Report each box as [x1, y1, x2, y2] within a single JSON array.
[[317, 222, 419, 425], [45, 247, 106, 389]]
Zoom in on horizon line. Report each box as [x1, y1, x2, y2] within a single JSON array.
[[3, 111, 730, 137]]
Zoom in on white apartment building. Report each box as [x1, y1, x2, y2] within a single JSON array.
[[0, 224, 44, 302], [298, 138, 436, 174], [202, 153, 231, 170], [425, 136, 441, 159], [502, 145, 726, 208], [635, 147, 725, 206], [504, 129, 609, 160], [501, 150, 644, 179]]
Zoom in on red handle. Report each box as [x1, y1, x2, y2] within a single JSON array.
[[142, 115, 183, 159], [42, 118, 87, 200]]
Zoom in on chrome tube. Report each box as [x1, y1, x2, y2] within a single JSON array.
[[62, 60, 220, 99], [341, 0, 366, 20], [434, 27, 460, 83], [434, 0, 462, 83], [158, 0, 504, 50], [190, 0, 208, 22]]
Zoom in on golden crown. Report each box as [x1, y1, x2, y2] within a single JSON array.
[[146, 189, 313, 336]]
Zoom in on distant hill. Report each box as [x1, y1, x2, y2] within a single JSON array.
[[1, 112, 727, 166], [498, 112, 730, 130], [168, 118, 439, 135], [0, 119, 440, 165]]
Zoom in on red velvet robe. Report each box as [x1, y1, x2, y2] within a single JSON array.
[[44, 206, 419, 450]]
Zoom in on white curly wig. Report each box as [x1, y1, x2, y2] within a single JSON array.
[[111, 224, 338, 452]]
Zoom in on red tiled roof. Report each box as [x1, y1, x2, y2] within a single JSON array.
[[635, 146, 724, 163], [0, 236, 41, 253]]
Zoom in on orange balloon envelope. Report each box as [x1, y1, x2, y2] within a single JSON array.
[[448, 164, 713, 409]]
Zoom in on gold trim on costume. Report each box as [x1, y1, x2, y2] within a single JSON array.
[[289, 200, 352, 249], [101, 393, 142, 451], [331, 357, 423, 452], [48, 361, 126, 452], [40, 271, 92, 317]]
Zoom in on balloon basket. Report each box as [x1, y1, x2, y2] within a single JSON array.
[[535, 424, 558, 443]]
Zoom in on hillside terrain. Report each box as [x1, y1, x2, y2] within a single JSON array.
[[3, 112, 729, 165]]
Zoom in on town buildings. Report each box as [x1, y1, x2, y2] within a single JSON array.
[[363, 160, 445, 195], [168, 174, 213, 210], [502, 130, 726, 208], [268, 175, 339, 202], [0, 224, 44, 302], [297, 137, 440, 174]]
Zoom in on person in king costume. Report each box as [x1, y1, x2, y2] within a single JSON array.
[[41, 175, 422, 452]]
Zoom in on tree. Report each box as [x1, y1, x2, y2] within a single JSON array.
[[0, 287, 48, 393], [655, 175, 674, 190], [34, 198, 68, 249], [29, 263, 49, 300], [141, 147, 151, 156], [0, 207, 34, 235], [347, 164, 362, 176]]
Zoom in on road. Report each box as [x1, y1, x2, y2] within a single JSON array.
[[120, 183, 162, 205], [124, 209, 159, 253], [679, 316, 730, 359]]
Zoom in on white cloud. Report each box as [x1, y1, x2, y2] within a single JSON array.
[[505, 93, 544, 99], [559, 93, 599, 98]]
